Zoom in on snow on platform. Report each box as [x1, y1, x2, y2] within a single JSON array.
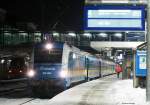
[[46, 75, 149, 105], [0, 75, 150, 105]]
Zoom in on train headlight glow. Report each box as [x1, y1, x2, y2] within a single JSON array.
[[45, 43, 53, 50], [60, 70, 67, 78], [8, 70, 12, 73], [1, 59, 5, 64], [27, 70, 35, 77]]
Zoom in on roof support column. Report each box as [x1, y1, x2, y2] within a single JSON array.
[[146, 0, 150, 101], [133, 50, 139, 88]]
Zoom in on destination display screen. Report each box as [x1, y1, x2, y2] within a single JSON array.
[[84, 5, 145, 31]]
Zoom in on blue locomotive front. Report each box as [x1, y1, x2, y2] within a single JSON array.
[[28, 42, 67, 97]]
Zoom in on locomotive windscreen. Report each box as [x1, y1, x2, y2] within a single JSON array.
[[9, 57, 25, 69], [34, 43, 63, 63]]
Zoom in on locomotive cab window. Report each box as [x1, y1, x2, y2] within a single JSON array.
[[34, 44, 63, 63]]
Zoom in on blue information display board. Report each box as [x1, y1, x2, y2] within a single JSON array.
[[135, 50, 147, 77], [84, 5, 145, 31]]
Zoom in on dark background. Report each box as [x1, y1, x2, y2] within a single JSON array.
[[0, 0, 84, 31]]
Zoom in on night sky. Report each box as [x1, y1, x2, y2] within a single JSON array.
[[0, 0, 84, 31]]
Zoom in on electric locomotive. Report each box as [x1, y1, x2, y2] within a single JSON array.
[[28, 42, 115, 97]]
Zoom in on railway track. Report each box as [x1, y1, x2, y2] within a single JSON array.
[[0, 86, 27, 96], [0, 78, 28, 83], [0, 78, 31, 98], [0, 79, 38, 105], [19, 98, 36, 105]]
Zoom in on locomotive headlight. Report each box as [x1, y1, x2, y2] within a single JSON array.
[[8, 70, 12, 73], [27, 69, 35, 77], [60, 70, 68, 78], [45, 43, 53, 50], [1, 59, 5, 64]]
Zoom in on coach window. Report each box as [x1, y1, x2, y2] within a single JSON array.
[[68, 52, 74, 71]]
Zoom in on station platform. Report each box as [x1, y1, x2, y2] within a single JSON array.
[[46, 74, 148, 105], [0, 74, 149, 105]]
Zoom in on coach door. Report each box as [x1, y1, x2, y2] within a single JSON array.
[[99, 61, 101, 77], [86, 58, 89, 81]]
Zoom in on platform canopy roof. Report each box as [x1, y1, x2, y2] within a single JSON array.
[[91, 41, 145, 51]]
